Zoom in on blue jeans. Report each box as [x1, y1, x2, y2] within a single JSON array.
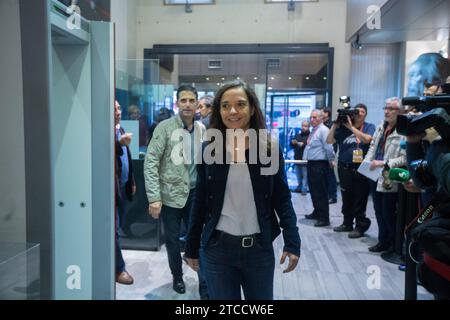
[[161, 190, 208, 298], [201, 231, 275, 300], [295, 165, 308, 192]]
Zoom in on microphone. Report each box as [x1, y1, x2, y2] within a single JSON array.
[[389, 168, 410, 182]]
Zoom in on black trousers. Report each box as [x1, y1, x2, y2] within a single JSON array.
[[307, 160, 330, 223], [337, 163, 371, 231]]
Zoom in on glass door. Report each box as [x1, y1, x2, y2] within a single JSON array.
[[268, 93, 326, 159]]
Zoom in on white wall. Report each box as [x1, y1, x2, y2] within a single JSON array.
[[111, 0, 138, 62], [135, 0, 351, 105], [0, 0, 26, 243]]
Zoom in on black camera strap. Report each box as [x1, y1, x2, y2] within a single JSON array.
[[404, 191, 450, 235]]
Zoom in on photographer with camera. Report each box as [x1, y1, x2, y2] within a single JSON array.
[[326, 102, 375, 238], [364, 97, 407, 253]]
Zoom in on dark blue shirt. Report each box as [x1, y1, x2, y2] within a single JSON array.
[[335, 122, 376, 164]]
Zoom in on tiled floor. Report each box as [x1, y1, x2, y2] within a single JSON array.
[[116, 191, 433, 300]]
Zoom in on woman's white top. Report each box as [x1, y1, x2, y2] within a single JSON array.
[[216, 163, 261, 236]]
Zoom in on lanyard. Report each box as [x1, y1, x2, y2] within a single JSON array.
[[378, 126, 393, 156]]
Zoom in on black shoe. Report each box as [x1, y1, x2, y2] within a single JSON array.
[[368, 243, 390, 253], [173, 279, 186, 294], [333, 224, 353, 232], [305, 213, 319, 220], [314, 221, 330, 227], [348, 229, 364, 239], [329, 198, 337, 204]]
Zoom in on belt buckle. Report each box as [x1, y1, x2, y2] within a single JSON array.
[[242, 236, 254, 248]]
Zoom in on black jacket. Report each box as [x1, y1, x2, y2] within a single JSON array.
[[115, 127, 135, 202], [185, 145, 301, 259], [291, 130, 309, 160]]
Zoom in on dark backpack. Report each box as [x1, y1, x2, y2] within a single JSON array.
[[411, 217, 450, 298]]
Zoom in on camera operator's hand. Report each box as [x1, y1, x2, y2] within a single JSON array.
[[403, 179, 422, 193], [407, 133, 426, 144], [343, 116, 353, 130]]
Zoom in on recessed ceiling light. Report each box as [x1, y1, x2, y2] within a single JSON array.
[[236, 77, 240, 80], [268, 87, 273, 90], [271, 77, 275, 80], [323, 76, 327, 80], [221, 77, 225, 81], [288, 77, 292, 80], [254, 77, 258, 80], [217, 83, 220, 86], [306, 76, 310, 80], [206, 77, 210, 81]]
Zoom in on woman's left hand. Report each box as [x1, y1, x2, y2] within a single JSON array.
[[280, 252, 300, 273]]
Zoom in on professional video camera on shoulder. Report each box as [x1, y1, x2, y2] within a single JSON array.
[[397, 82, 450, 141], [336, 96, 360, 125]]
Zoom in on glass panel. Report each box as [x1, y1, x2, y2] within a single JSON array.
[[116, 59, 170, 159], [115, 60, 167, 252], [0, 243, 40, 300], [266, 53, 329, 91]]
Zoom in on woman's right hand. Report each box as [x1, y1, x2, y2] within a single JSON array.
[[370, 160, 384, 170]]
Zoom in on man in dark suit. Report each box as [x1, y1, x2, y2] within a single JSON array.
[[115, 100, 136, 285]]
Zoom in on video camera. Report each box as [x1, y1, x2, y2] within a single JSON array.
[[336, 96, 360, 125], [397, 83, 450, 141], [397, 83, 450, 299]]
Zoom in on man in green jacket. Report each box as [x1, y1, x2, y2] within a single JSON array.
[[144, 84, 207, 297]]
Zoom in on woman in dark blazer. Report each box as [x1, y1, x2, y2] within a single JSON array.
[[185, 80, 301, 300]]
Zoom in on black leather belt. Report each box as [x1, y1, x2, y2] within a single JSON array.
[[213, 230, 261, 248]]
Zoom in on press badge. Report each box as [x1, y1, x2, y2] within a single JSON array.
[[352, 148, 363, 163]]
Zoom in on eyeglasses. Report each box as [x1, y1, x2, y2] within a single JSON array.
[[383, 106, 399, 112]]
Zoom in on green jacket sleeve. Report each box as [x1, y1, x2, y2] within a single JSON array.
[[144, 123, 167, 204]]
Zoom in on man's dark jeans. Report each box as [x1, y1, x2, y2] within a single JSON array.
[[161, 190, 208, 298], [338, 163, 371, 231]]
